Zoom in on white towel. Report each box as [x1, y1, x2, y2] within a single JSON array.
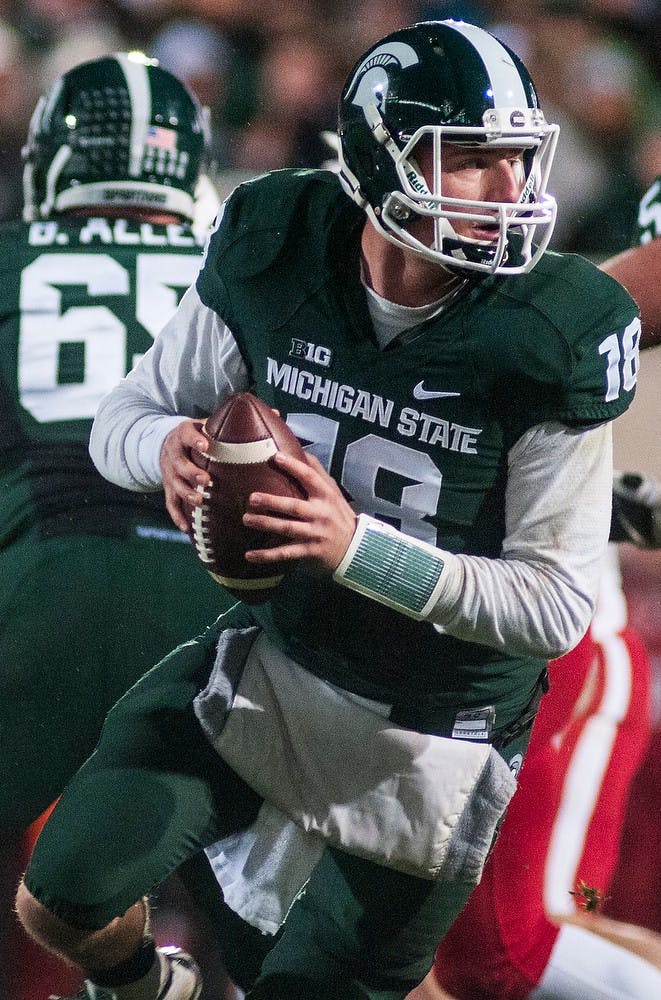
[[196, 627, 517, 932], [205, 803, 323, 935]]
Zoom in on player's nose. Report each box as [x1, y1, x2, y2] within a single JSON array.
[[486, 159, 523, 203]]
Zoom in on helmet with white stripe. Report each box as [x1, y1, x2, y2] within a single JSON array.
[[22, 52, 210, 222], [338, 20, 559, 275]]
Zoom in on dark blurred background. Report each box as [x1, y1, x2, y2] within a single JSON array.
[[0, 0, 660, 255]]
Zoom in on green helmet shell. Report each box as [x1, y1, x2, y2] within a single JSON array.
[[339, 20, 540, 211], [23, 52, 210, 222]]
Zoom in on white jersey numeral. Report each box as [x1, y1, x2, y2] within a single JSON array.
[[18, 252, 199, 422], [598, 317, 640, 403], [286, 412, 442, 543]]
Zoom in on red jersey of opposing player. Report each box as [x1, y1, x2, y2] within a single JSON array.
[[432, 546, 652, 999]]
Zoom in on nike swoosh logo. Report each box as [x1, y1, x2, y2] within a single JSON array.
[[413, 381, 461, 401]]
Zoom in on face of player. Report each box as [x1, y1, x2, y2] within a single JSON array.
[[410, 141, 527, 245]]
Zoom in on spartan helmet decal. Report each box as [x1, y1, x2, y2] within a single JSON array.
[[337, 20, 559, 276], [346, 42, 420, 126]]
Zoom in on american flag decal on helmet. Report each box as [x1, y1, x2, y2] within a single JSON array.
[[146, 125, 177, 151]]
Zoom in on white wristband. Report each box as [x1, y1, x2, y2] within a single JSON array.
[[333, 514, 447, 619]]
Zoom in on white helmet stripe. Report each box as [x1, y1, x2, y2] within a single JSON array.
[[42, 144, 72, 217], [445, 21, 529, 107], [115, 53, 151, 178]]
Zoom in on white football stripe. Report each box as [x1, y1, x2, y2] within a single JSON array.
[[447, 21, 529, 108], [204, 437, 278, 465], [115, 53, 151, 178]]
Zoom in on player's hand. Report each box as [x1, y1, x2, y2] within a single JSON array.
[[243, 452, 357, 574], [160, 419, 213, 532]]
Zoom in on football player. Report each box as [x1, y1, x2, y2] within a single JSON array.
[[1, 52, 234, 996], [16, 21, 641, 1000]]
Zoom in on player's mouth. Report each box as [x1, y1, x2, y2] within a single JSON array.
[[467, 220, 500, 241]]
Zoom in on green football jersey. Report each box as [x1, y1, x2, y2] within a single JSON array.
[[196, 170, 640, 733], [0, 216, 205, 547]]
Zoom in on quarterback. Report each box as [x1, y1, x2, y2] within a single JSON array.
[[17, 21, 640, 1000]]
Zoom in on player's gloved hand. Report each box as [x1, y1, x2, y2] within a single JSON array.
[[610, 471, 661, 549]]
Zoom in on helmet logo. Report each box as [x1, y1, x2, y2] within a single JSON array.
[[510, 110, 526, 128], [346, 42, 419, 124]]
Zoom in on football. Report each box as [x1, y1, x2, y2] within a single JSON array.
[[187, 392, 308, 603]]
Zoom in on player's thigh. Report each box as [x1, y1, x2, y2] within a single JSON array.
[[24, 629, 262, 929], [0, 536, 231, 832], [0, 540, 121, 831]]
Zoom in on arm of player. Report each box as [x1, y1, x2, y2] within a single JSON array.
[[600, 239, 661, 350], [243, 421, 612, 660], [89, 284, 249, 510]]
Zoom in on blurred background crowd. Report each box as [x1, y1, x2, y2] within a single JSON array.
[[1, 0, 661, 256]]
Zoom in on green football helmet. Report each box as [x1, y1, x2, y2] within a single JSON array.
[[22, 52, 210, 222], [338, 20, 559, 275]]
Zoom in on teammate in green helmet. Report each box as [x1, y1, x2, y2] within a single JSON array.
[[3, 52, 230, 1000], [22, 51, 210, 223]]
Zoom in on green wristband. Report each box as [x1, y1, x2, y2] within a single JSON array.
[[333, 514, 446, 618]]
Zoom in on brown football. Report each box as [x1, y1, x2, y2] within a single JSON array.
[[187, 392, 307, 603]]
